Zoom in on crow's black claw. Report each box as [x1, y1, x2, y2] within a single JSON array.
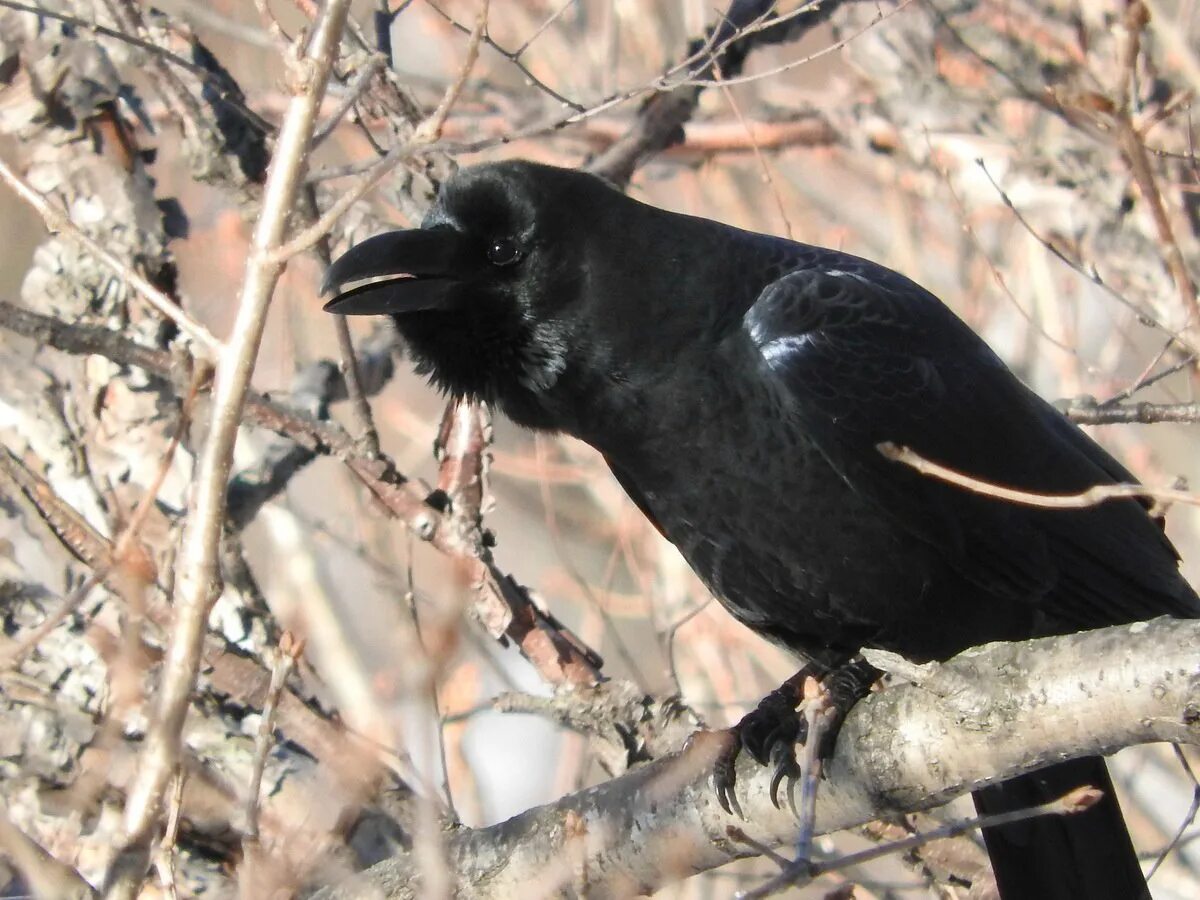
[[768, 740, 800, 809], [715, 770, 744, 819], [707, 662, 877, 818], [738, 690, 803, 766], [711, 730, 744, 818]]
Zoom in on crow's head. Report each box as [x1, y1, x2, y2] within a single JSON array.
[[322, 161, 618, 409]]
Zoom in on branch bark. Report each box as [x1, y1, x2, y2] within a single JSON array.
[[0, 299, 606, 687], [312, 617, 1200, 899], [112, 0, 355, 886]]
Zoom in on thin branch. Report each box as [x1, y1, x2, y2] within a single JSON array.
[[0, 299, 606, 687], [0, 807, 97, 900], [312, 53, 387, 147], [678, 1, 913, 90], [0, 0, 268, 132], [270, 142, 408, 262], [433, 0, 844, 165], [975, 158, 1199, 358], [152, 771, 185, 900], [0, 155, 221, 356], [1112, 3, 1199, 329], [332, 317, 383, 457], [116, 0, 354, 873], [0, 298, 359, 463], [712, 63, 794, 239], [878, 441, 1200, 508], [737, 787, 1099, 899], [0, 445, 117, 573], [296, 180, 387, 459], [1106, 351, 1199, 404], [243, 633, 303, 840], [925, 130, 1079, 355], [411, 0, 488, 144], [349, 456, 605, 685], [513, 0, 577, 57], [1146, 746, 1200, 880], [272, 0, 487, 262], [1060, 398, 1200, 424], [423, 0, 582, 111], [0, 570, 104, 669]]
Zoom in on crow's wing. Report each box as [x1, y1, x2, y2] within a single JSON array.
[[744, 256, 1198, 628]]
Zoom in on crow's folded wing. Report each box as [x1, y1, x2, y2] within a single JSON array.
[[745, 260, 1198, 627]]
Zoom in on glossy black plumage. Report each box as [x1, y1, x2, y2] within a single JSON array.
[[324, 160, 1199, 898]]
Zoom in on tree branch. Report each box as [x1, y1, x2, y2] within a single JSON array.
[[0, 298, 605, 687], [879, 442, 1200, 509], [586, 0, 850, 187], [112, 0, 355, 886], [313, 617, 1200, 899], [1059, 397, 1200, 425], [0, 806, 96, 900]]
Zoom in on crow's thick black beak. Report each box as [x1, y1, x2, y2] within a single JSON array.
[[321, 226, 468, 315]]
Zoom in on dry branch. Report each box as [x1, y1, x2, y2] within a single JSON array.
[[879, 442, 1200, 509], [585, 0, 851, 187], [0, 299, 605, 686], [0, 156, 220, 356], [1060, 397, 1200, 425], [115, 0, 356, 882], [313, 618, 1200, 899]]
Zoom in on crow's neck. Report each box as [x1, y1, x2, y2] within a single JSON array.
[[502, 208, 804, 455]]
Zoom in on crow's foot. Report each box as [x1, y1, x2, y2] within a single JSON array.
[[711, 658, 879, 817]]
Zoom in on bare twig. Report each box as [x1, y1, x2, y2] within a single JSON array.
[[878, 441, 1200, 508], [424, 0, 581, 111], [975, 158, 1199, 357], [0, 570, 104, 669], [332, 318, 383, 458], [0, 445, 116, 573], [296, 178, 387, 459], [792, 680, 830, 867], [349, 455, 605, 686], [1147, 746, 1200, 880], [0, 298, 358, 463], [736, 787, 1100, 899], [0, 155, 220, 355], [1112, 3, 1199, 329], [513, 0, 577, 57], [1106, 351, 1199, 404], [0, 807, 97, 900], [1060, 397, 1200, 424], [117, 0, 354, 874], [680, 1, 913, 90], [0, 0, 267, 131], [0, 299, 606, 687], [151, 771, 186, 900], [272, 0, 487, 262], [925, 130, 1078, 355], [243, 633, 303, 840], [270, 142, 411, 262], [712, 63, 794, 239], [411, 0, 488, 144], [312, 53, 387, 147]]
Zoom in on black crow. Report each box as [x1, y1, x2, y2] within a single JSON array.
[[323, 159, 1198, 899]]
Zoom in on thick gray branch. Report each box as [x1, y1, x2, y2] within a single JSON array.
[[313, 618, 1200, 899]]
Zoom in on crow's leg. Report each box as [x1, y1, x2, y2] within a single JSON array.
[[712, 658, 878, 819], [713, 664, 816, 817]]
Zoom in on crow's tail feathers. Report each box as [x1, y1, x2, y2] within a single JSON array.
[[973, 756, 1149, 900]]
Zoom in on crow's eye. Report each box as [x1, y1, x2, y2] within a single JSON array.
[[487, 237, 523, 267]]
